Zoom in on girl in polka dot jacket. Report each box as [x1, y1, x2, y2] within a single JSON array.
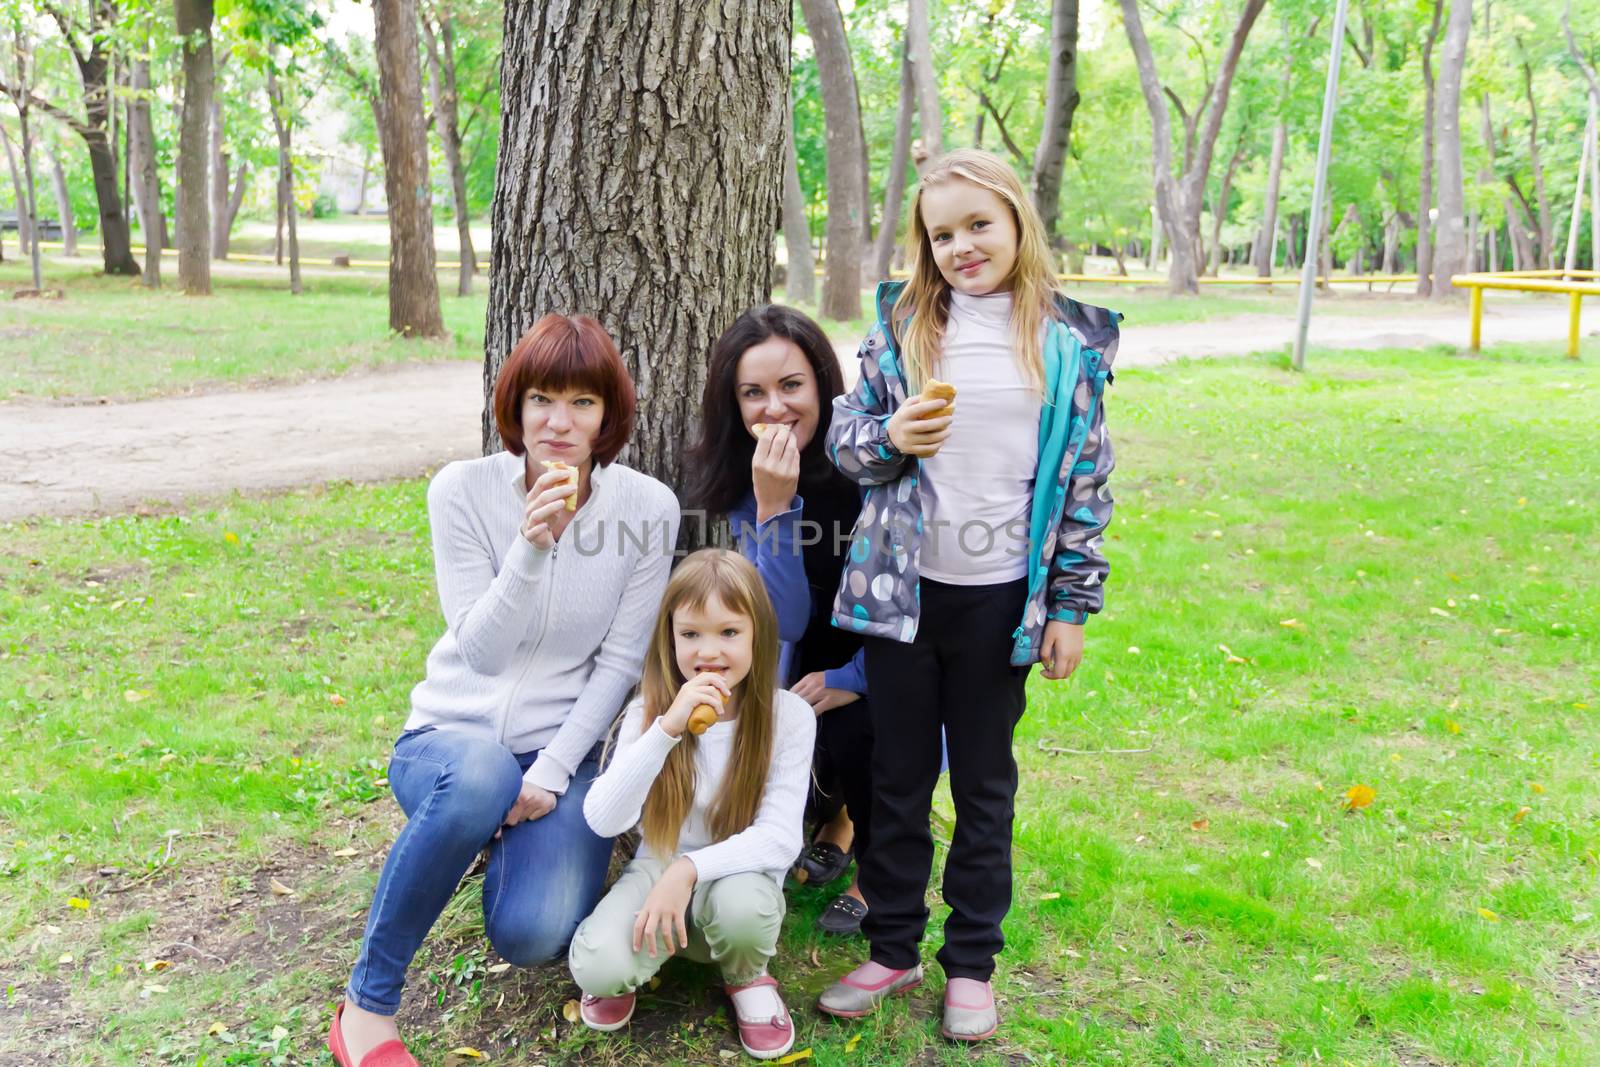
[[816, 149, 1119, 1043]]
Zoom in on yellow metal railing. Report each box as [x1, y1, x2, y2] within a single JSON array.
[[1451, 269, 1599, 358]]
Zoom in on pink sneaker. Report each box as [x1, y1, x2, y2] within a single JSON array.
[[724, 975, 795, 1060], [578, 991, 636, 1032]]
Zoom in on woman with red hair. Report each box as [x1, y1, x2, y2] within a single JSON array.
[[330, 314, 681, 1067]]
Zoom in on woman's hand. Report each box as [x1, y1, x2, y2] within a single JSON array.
[[791, 671, 862, 716], [521, 467, 580, 549], [633, 857, 698, 958], [498, 780, 557, 837], [887, 397, 954, 458], [751, 424, 801, 524], [659, 671, 734, 738], [1038, 621, 1085, 681]]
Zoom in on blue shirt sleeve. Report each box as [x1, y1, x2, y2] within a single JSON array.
[[821, 648, 867, 695], [729, 491, 811, 644]]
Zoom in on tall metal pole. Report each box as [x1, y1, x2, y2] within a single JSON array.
[[1292, 0, 1350, 372]]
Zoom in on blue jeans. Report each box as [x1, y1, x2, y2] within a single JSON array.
[[345, 727, 614, 1015]]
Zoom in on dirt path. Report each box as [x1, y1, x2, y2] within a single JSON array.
[[1, 302, 1582, 523]]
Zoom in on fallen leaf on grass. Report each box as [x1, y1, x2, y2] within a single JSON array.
[[143, 960, 172, 972], [268, 878, 295, 896], [845, 1033, 863, 1053], [1445, 720, 1462, 735], [1278, 619, 1304, 629], [57, 953, 73, 964], [1343, 784, 1376, 811], [206, 1022, 229, 1036], [486, 962, 512, 975], [1429, 607, 1451, 618], [328, 694, 347, 707], [810, 946, 820, 968], [139, 983, 168, 998], [1531, 782, 1545, 794], [43, 924, 62, 934], [1216, 644, 1247, 665], [1305, 858, 1323, 870], [268, 1026, 289, 1042], [1512, 807, 1531, 824], [123, 690, 151, 704], [561, 998, 581, 1023], [1038, 891, 1062, 901], [67, 897, 89, 911], [1190, 818, 1211, 832], [1477, 907, 1501, 923], [775, 1051, 813, 1064], [331, 847, 359, 858], [444, 1049, 488, 1065]]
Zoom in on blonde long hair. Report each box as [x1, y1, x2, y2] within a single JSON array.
[[894, 149, 1061, 392], [638, 550, 779, 857]]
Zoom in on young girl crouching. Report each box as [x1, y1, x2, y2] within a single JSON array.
[[568, 549, 816, 1060]]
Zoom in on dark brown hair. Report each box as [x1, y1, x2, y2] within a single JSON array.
[[685, 305, 847, 516], [492, 314, 636, 464]]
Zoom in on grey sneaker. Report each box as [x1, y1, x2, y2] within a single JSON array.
[[940, 978, 997, 1041], [817, 962, 924, 1019]]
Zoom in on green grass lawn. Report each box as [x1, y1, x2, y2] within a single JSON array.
[[0, 257, 485, 401], [2, 338, 1595, 1063]]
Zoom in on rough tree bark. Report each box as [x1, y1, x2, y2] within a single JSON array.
[[422, 7, 477, 297], [128, 54, 160, 288], [872, 32, 914, 282], [1031, 0, 1080, 251], [265, 67, 302, 295], [907, 0, 942, 162], [798, 0, 865, 321], [1415, 0, 1443, 295], [1119, 0, 1266, 294], [48, 148, 76, 256], [1430, 0, 1471, 298], [486, 0, 789, 493], [373, 0, 445, 336], [175, 0, 214, 294], [783, 96, 816, 303]]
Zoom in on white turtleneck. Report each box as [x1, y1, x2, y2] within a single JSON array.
[[918, 289, 1043, 585]]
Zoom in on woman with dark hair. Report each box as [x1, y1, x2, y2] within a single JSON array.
[[686, 304, 874, 937], [329, 314, 680, 1067]]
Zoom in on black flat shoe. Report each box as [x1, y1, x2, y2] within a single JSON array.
[[792, 841, 852, 885], [815, 893, 868, 936]]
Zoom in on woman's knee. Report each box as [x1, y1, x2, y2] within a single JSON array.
[[566, 916, 639, 996], [701, 875, 784, 948], [486, 905, 579, 967], [425, 741, 522, 835]]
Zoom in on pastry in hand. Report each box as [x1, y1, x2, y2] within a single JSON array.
[[539, 459, 578, 511], [687, 704, 720, 735], [751, 423, 769, 437], [920, 378, 956, 419]]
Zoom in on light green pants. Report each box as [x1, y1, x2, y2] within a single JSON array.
[[568, 856, 785, 993]]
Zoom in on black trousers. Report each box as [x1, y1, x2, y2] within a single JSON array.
[[859, 577, 1030, 982], [808, 697, 874, 865]]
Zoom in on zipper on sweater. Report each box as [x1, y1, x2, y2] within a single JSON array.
[[498, 541, 559, 747]]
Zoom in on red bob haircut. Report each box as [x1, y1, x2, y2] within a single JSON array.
[[492, 314, 637, 464]]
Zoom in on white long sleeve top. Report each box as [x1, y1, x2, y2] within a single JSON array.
[[404, 450, 681, 795], [582, 691, 816, 885]]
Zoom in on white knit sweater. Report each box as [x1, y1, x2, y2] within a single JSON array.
[[404, 450, 681, 795], [583, 691, 816, 884]]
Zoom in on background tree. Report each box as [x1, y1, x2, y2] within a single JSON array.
[[174, 0, 215, 294], [372, 0, 443, 337], [420, 0, 476, 297], [1030, 0, 1079, 254], [485, 0, 788, 492], [797, 0, 865, 320], [1430, 0, 1472, 297], [783, 95, 816, 303]]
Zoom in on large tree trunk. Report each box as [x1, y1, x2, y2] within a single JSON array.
[[129, 56, 161, 289], [1120, 0, 1266, 294], [1416, 0, 1443, 295], [798, 0, 865, 321], [486, 0, 788, 492], [1430, 0, 1471, 299], [423, 9, 477, 297], [783, 97, 817, 303], [1253, 117, 1286, 276], [175, 0, 214, 294], [872, 33, 914, 282], [906, 0, 942, 162], [48, 148, 76, 256], [266, 67, 302, 295], [374, 0, 445, 337], [1031, 0, 1080, 249]]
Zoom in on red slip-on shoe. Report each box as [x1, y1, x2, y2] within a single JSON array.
[[327, 1001, 420, 1067], [724, 975, 795, 1060], [578, 991, 637, 1032]]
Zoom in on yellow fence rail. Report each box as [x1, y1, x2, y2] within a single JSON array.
[[1450, 269, 1599, 358]]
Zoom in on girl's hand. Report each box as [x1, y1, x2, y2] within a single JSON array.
[[751, 424, 801, 524], [633, 857, 697, 958], [497, 781, 557, 837], [521, 468, 580, 549], [887, 397, 954, 458], [792, 671, 861, 716], [1039, 621, 1085, 681], [659, 672, 734, 737]]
